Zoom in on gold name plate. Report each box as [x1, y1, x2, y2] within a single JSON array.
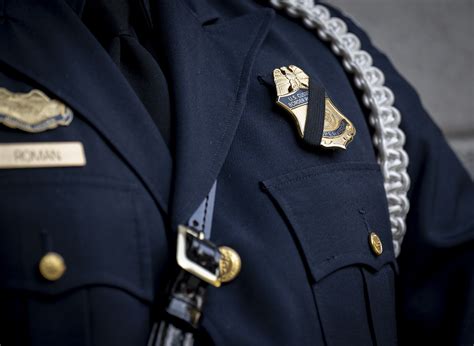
[[0, 142, 86, 169]]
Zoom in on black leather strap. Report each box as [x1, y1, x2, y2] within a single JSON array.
[[148, 181, 219, 346], [186, 181, 217, 238]]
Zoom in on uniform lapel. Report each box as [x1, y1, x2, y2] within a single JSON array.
[[0, 0, 172, 214], [0, 0, 274, 230], [156, 1, 274, 228]]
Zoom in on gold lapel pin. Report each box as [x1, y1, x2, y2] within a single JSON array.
[[273, 65, 356, 149]]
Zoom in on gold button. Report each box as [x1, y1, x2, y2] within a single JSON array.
[[39, 252, 66, 281], [218, 246, 241, 283], [369, 232, 383, 256]]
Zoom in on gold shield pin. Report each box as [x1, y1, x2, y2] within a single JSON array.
[[0, 88, 73, 133], [273, 65, 356, 149]]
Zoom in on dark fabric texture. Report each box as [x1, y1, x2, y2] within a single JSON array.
[[0, 0, 472, 345], [82, 0, 172, 148], [323, 5, 474, 344]]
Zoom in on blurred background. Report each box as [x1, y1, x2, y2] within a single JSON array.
[[330, 0, 474, 177]]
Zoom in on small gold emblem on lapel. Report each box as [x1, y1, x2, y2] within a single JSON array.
[[0, 88, 73, 133], [273, 65, 356, 149]]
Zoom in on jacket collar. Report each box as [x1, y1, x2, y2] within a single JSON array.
[[155, 1, 274, 228], [0, 0, 274, 230], [0, 0, 173, 216]]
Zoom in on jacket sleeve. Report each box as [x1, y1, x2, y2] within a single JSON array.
[[325, 4, 474, 344]]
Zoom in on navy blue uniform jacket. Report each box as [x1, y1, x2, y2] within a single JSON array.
[[0, 0, 473, 345]]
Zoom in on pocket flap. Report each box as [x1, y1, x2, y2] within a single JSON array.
[[261, 162, 397, 282], [0, 177, 153, 301]]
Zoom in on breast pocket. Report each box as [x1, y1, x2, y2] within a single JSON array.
[[0, 175, 158, 346], [261, 162, 398, 346]]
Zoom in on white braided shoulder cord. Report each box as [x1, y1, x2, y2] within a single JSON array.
[[268, 0, 411, 256]]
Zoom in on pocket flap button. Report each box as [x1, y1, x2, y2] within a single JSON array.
[[39, 252, 66, 281], [218, 246, 241, 283], [369, 232, 383, 256]]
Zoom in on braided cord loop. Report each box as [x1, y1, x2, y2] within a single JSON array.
[[268, 0, 411, 256]]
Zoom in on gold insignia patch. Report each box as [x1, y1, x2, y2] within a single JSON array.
[[273, 65, 356, 149], [0, 88, 73, 133]]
